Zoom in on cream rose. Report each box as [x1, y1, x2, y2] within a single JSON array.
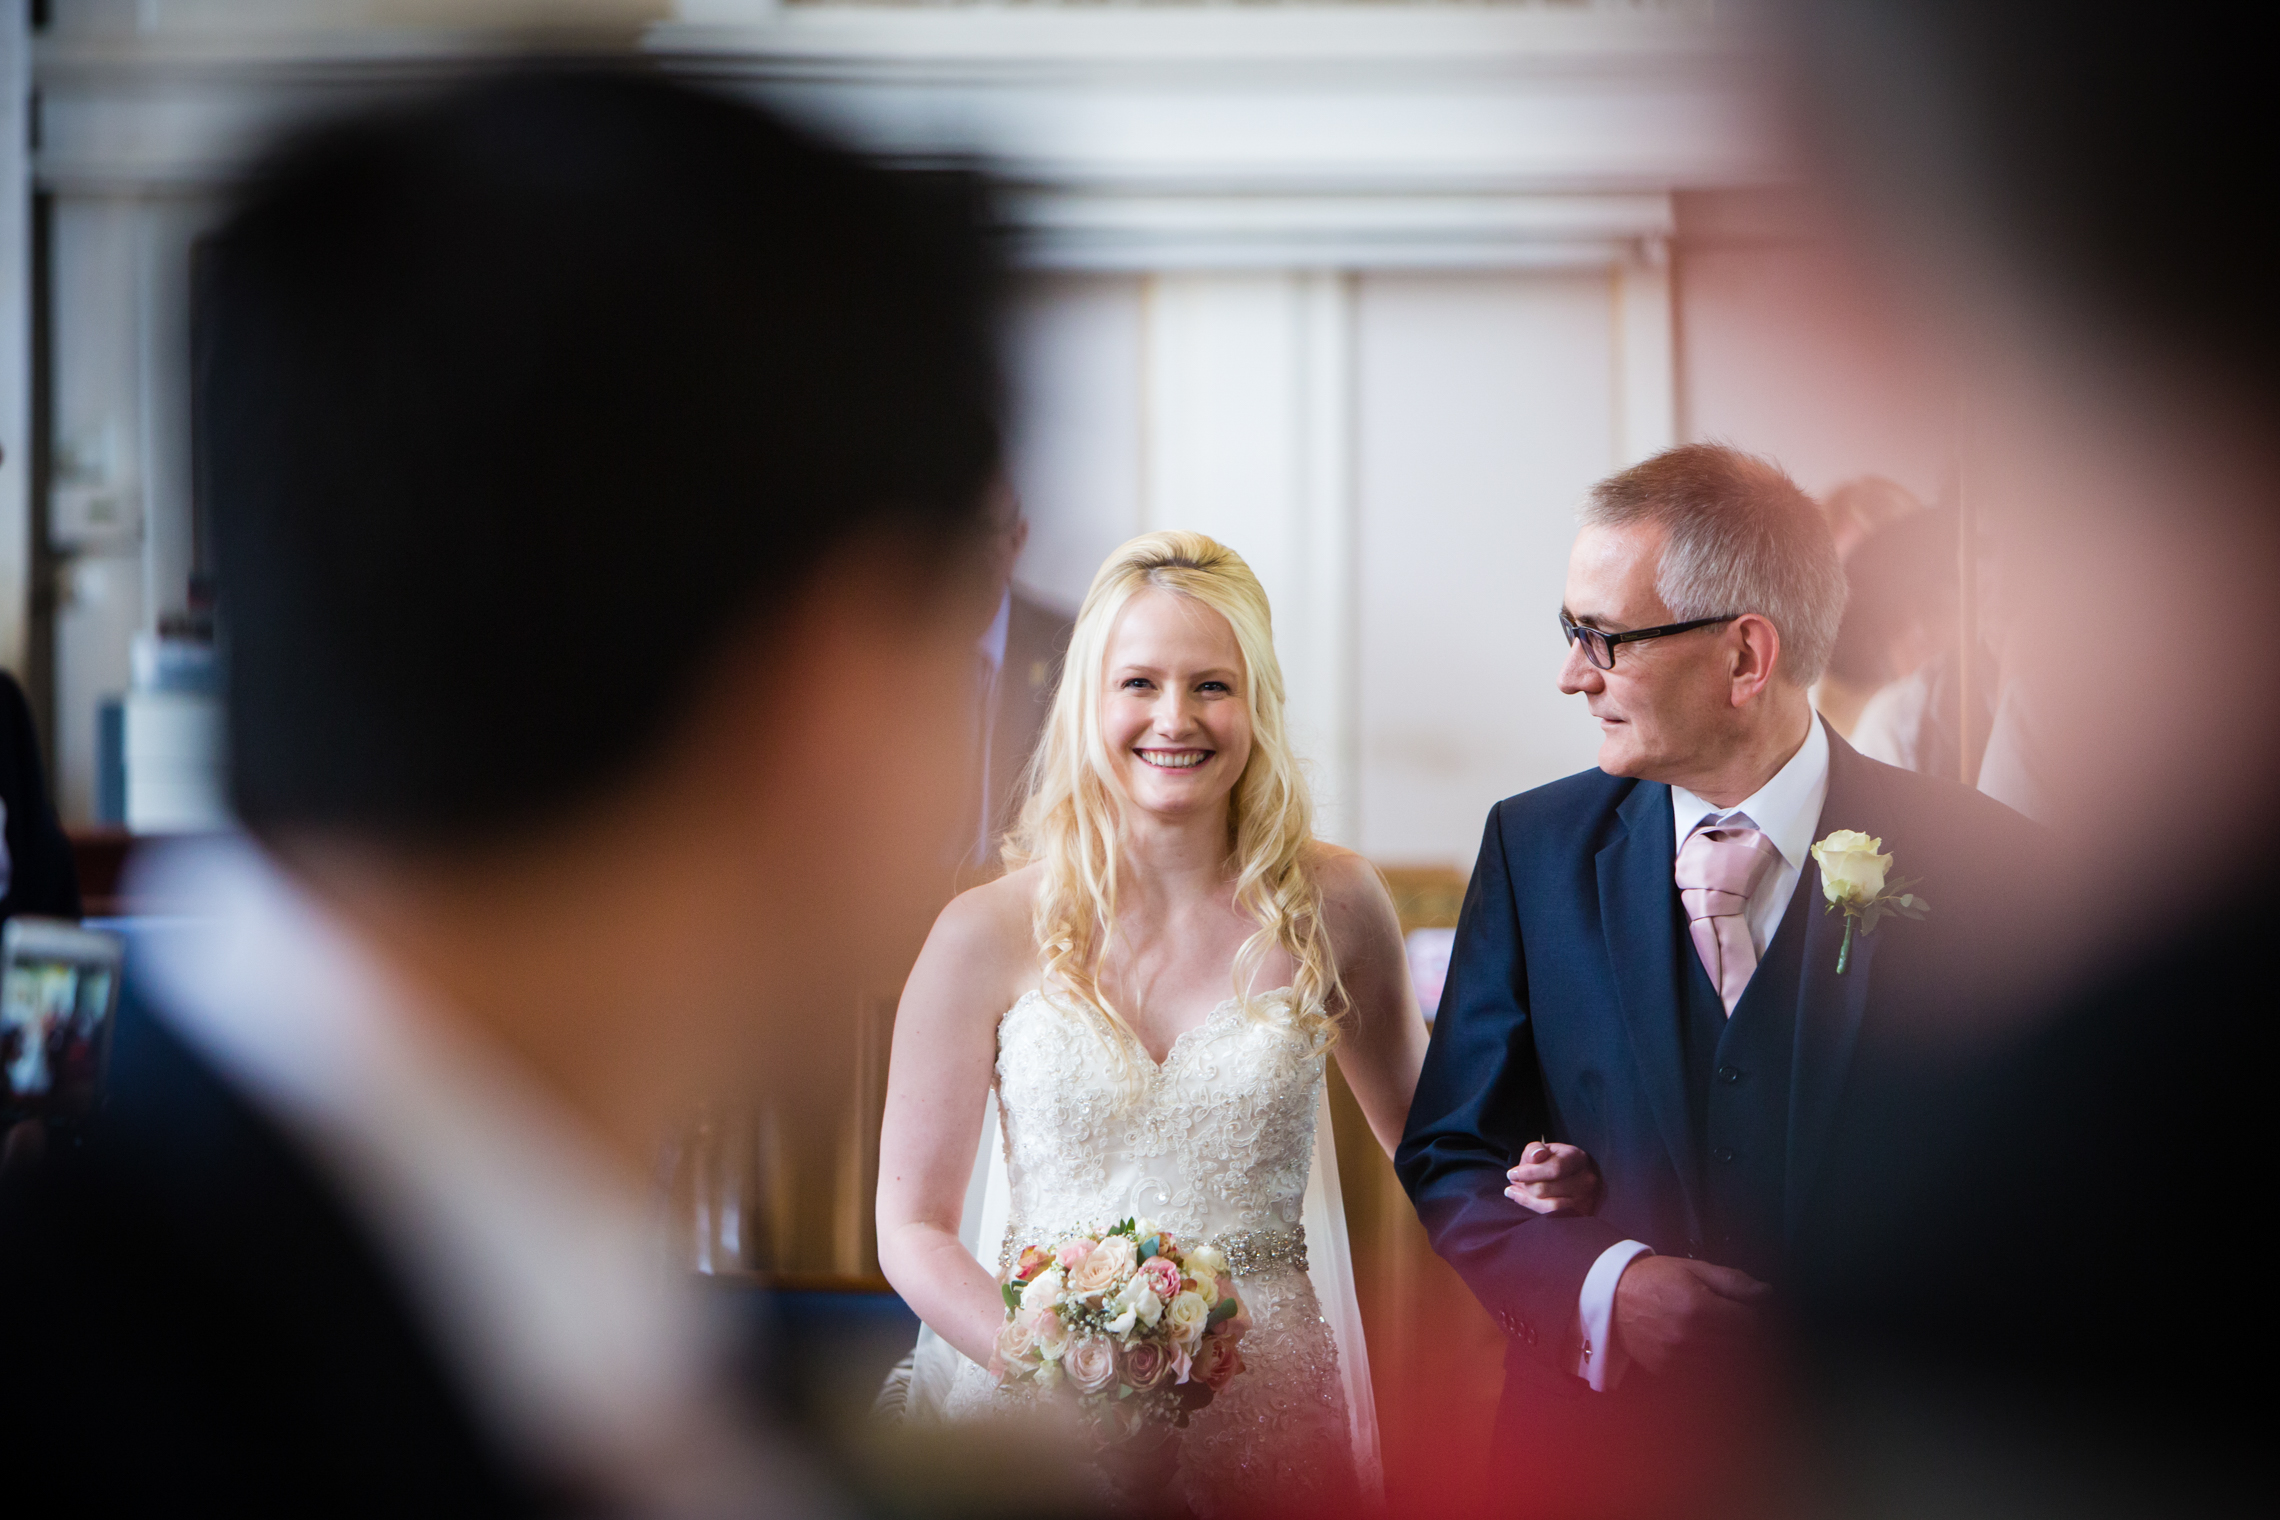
[[1066, 1234, 1137, 1297], [1018, 1265, 1064, 1311], [994, 1315, 1040, 1380], [1162, 1290, 1211, 1348], [1188, 1269, 1221, 1309], [1812, 829, 1891, 905], [1065, 1335, 1119, 1396], [1185, 1244, 1228, 1279]]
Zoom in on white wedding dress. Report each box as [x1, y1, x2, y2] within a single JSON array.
[[894, 986, 1381, 1513]]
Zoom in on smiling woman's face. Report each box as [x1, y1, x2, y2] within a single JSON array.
[[1098, 587, 1253, 823]]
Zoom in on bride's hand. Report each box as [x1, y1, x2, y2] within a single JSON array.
[[1505, 1141, 1603, 1216]]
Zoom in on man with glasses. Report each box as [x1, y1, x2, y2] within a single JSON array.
[[1395, 443, 2043, 1506]]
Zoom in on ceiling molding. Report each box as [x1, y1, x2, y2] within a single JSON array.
[[34, 6, 1782, 267]]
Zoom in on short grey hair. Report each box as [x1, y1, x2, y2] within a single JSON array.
[[1580, 443, 1848, 685]]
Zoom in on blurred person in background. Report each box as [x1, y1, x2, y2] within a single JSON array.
[[1828, 506, 1997, 781], [0, 65, 1003, 1515], [958, 481, 1073, 882], [1820, 474, 1921, 564], [0, 670, 81, 924], [1809, 475, 1923, 736], [1782, 0, 2280, 1512]]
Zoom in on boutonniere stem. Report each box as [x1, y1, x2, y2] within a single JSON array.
[[1810, 829, 1931, 976]]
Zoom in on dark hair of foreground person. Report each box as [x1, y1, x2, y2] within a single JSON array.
[[202, 63, 1005, 842]]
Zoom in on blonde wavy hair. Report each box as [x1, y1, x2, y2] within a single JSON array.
[[1003, 530, 1345, 1069]]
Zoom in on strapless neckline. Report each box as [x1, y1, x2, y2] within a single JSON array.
[[1003, 985, 1296, 1071]]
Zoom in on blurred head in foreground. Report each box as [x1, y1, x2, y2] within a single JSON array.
[[1778, 3, 2276, 1511], [1788, 0, 2280, 943], [202, 63, 1005, 1153]]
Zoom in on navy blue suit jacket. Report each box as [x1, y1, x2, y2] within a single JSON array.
[[1395, 722, 2044, 1394]]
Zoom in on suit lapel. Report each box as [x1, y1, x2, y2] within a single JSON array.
[[1598, 780, 1705, 1237], [1786, 725, 1882, 1241]]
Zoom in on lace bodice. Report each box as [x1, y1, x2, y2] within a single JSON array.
[[993, 987, 1324, 1248], [917, 984, 1366, 1515]]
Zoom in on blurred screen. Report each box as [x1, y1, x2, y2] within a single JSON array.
[[2, 922, 123, 1121]]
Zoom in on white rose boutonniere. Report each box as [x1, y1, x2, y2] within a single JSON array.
[[1810, 829, 1930, 974]]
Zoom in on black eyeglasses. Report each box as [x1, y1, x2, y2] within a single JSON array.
[[1560, 613, 1739, 670]]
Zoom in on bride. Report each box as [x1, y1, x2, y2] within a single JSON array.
[[876, 529, 1423, 1507], [876, 530, 1595, 1510]]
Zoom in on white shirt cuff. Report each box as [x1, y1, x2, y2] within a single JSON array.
[[1574, 1240, 1654, 1392]]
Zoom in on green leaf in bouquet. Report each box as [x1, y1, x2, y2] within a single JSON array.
[[1206, 1297, 1238, 1326], [1113, 1217, 1136, 1238], [1001, 1280, 1023, 1315], [1138, 1235, 1161, 1260]]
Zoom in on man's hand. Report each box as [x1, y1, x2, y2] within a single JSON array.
[[1505, 1141, 1604, 1216], [1610, 1255, 1772, 1376]]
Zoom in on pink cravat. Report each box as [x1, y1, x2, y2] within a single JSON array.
[[1676, 819, 1783, 1015]]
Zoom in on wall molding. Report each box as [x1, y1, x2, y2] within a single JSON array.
[[34, 5, 1782, 270]]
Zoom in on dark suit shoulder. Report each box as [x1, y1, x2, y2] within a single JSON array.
[[1828, 733, 2049, 862], [0, 983, 541, 1514], [1493, 766, 1642, 846]]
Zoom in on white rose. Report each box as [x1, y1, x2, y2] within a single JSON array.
[[1812, 829, 1891, 906], [1188, 1269, 1220, 1309], [1117, 1283, 1163, 1330], [1019, 1266, 1064, 1311], [1163, 1290, 1211, 1348], [1185, 1244, 1228, 1279]]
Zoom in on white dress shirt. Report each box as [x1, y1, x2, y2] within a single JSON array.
[[1573, 718, 1830, 1392], [128, 838, 830, 1518]]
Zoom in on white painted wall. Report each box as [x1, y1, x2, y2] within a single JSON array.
[[1354, 271, 1619, 865]]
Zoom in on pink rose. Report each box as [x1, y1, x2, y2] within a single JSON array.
[[1121, 1339, 1171, 1392], [1138, 1255, 1182, 1303], [1055, 1238, 1094, 1272], [1031, 1307, 1070, 1360], [1014, 1245, 1053, 1282], [1214, 1279, 1250, 1342], [1065, 1334, 1118, 1396], [1192, 1332, 1246, 1394]]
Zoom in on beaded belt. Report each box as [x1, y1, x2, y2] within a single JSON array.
[[998, 1222, 1308, 1276]]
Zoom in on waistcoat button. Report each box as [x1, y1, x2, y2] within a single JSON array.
[[1713, 1146, 1737, 1163], [1717, 1065, 1743, 1085]]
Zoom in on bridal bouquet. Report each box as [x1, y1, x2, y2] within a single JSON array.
[[992, 1218, 1250, 1442]]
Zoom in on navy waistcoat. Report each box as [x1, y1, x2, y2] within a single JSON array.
[[1678, 879, 1809, 1286]]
